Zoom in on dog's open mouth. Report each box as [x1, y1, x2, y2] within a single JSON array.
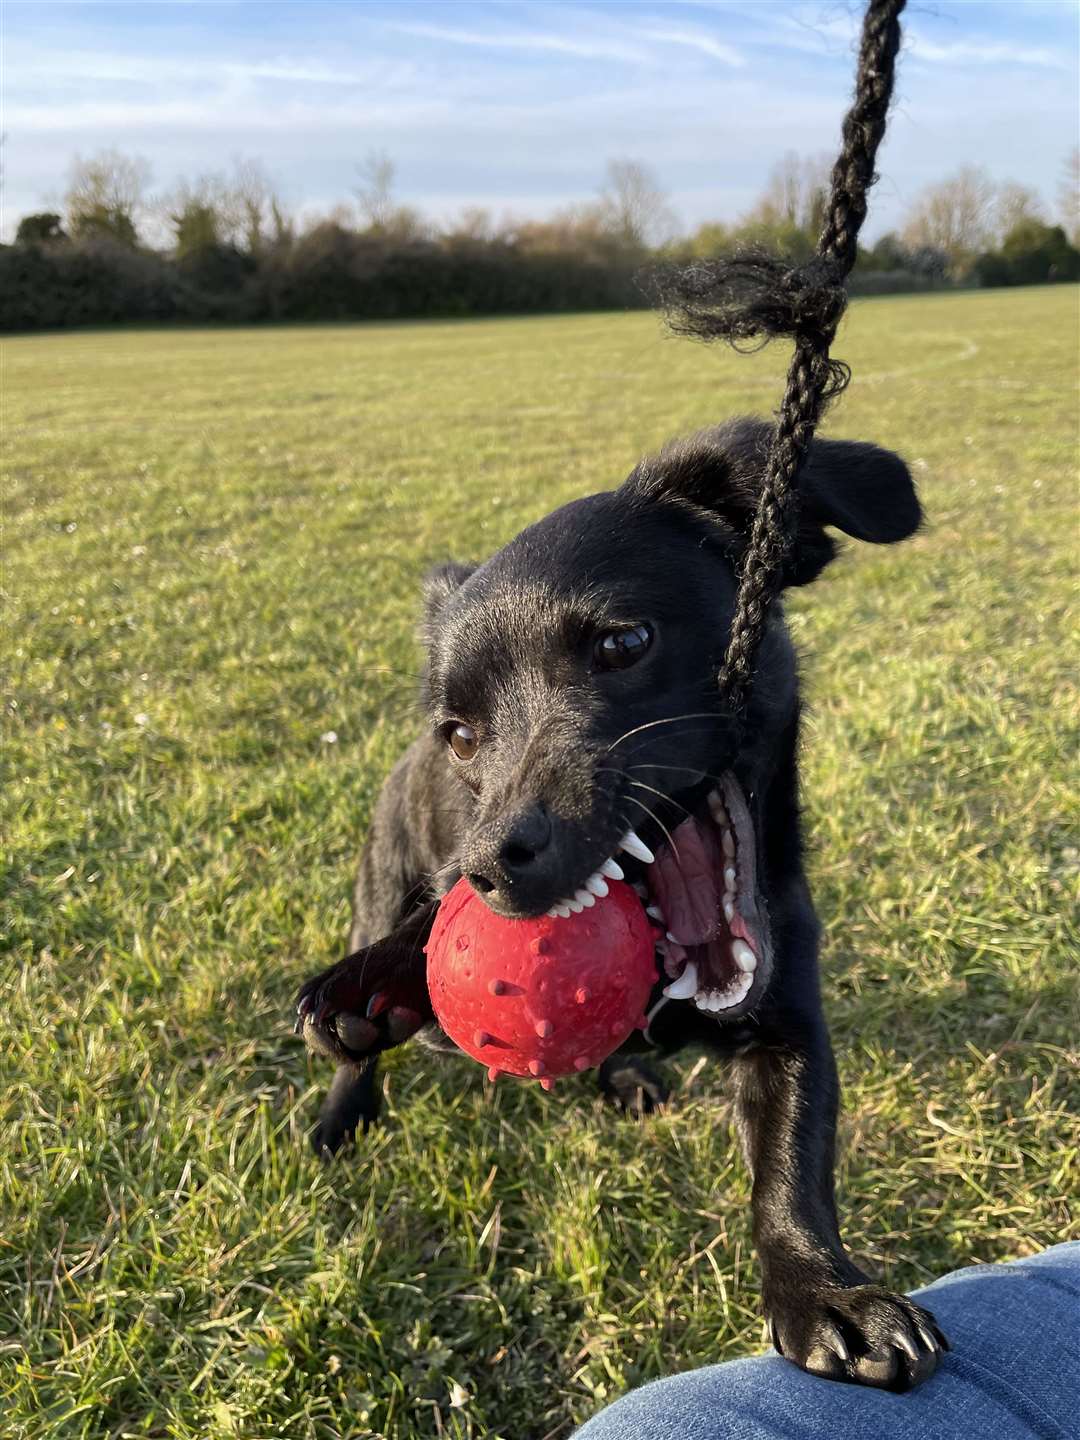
[[547, 773, 772, 1019]]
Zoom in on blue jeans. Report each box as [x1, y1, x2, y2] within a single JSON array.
[[574, 1244, 1080, 1439]]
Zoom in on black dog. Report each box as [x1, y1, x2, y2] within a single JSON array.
[[296, 415, 948, 1391]]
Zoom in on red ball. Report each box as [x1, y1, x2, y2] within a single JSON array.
[[425, 877, 658, 1088]]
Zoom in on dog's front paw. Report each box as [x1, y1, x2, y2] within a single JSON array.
[[598, 1055, 670, 1116], [295, 952, 429, 1063], [767, 1281, 948, 1392]]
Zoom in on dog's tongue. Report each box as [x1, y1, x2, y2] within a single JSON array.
[[649, 816, 723, 945]]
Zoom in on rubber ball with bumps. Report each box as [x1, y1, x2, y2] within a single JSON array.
[[425, 876, 658, 1087]]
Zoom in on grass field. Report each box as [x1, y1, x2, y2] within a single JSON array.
[[3, 288, 1078, 1439]]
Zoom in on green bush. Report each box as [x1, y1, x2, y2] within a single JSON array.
[[974, 221, 1080, 287]]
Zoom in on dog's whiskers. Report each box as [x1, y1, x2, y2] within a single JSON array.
[[627, 778, 693, 820], [605, 711, 722, 756], [619, 794, 680, 861]]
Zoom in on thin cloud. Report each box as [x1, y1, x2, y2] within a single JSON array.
[[388, 21, 649, 65], [906, 31, 1067, 71], [636, 27, 745, 67]]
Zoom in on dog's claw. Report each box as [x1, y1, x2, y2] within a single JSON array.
[[366, 991, 392, 1020], [767, 1282, 947, 1392]]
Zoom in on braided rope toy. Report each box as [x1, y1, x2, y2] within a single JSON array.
[[426, 0, 908, 1084]]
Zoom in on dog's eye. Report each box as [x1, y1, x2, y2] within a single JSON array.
[[594, 623, 653, 672], [447, 722, 479, 761]]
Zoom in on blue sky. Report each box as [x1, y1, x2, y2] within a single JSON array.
[[4, 1, 1078, 242]]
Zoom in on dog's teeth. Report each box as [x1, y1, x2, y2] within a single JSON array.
[[620, 829, 655, 864], [732, 940, 757, 973], [552, 903, 572, 918], [662, 961, 698, 999], [566, 897, 584, 914], [666, 930, 681, 945], [722, 897, 735, 924], [574, 888, 596, 909], [645, 904, 664, 921], [585, 873, 609, 898], [599, 858, 624, 881], [707, 788, 727, 822], [707, 992, 725, 1012], [694, 992, 710, 1011], [722, 829, 736, 858], [723, 866, 737, 891]]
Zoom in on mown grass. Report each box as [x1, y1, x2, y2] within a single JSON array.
[[3, 289, 1078, 1439]]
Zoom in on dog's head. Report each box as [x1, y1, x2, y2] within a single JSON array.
[[423, 416, 920, 1017]]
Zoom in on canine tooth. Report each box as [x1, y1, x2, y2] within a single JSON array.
[[574, 888, 596, 909], [585, 874, 609, 898], [722, 829, 736, 858], [663, 962, 698, 999], [645, 904, 664, 921], [724, 866, 737, 890], [723, 897, 735, 924], [732, 939, 757, 973], [707, 789, 727, 822], [599, 858, 624, 881], [620, 829, 655, 864]]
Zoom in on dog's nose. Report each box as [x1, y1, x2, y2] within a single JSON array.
[[499, 805, 552, 871], [467, 804, 552, 894]]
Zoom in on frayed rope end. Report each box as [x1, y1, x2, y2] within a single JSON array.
[[647, 248, 852, 395]]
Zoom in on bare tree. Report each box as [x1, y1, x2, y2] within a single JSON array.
[[993, 182, 1045, 245], [744, 151, 832, 235], [598, 158, 677, 249], [901, 165, 996, 265], [229, 157, 284, 254], [448, 207, 495, 242], [66, 149, 151, 244], [1058, 148, 1079, 245], [354, 150, 396, 231]]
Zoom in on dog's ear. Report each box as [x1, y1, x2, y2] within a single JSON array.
[[422, 561, 476, 640], [624, 417, 921, 586]]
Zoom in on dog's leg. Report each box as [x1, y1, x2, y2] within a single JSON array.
[[597, 1052, 669, 1116], [312, 1058, 382, 1155], [733, 1019, 948, 1391], [297, 900, 438, 1155]]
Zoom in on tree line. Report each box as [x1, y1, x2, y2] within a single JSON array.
[[4, 148, 1078, 332]]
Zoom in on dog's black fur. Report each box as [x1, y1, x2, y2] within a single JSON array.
[[296, 416, 948, 1391]]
